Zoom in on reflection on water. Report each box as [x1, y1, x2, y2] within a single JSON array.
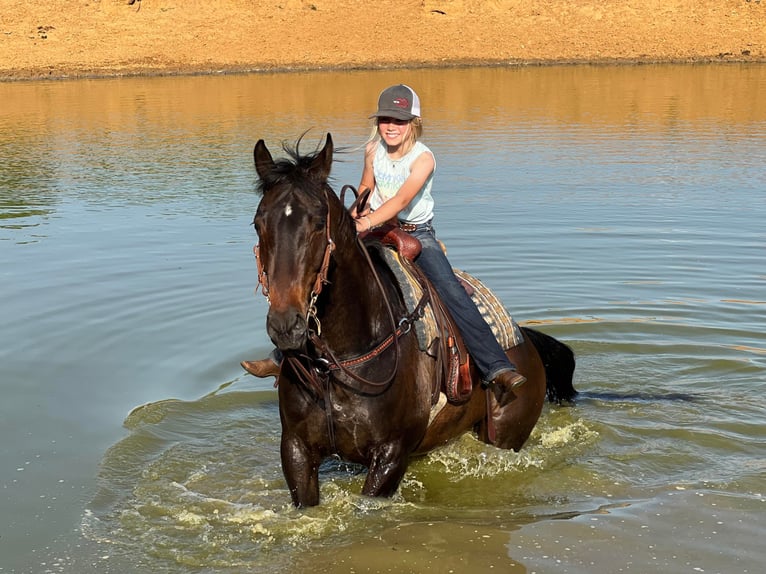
[[3, 64, 764, 244], [3, 64, 765, 133], [0, 140, 58, 236], [0, 64, 764, 573]]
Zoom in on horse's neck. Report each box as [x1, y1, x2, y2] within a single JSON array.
[[319, 233, 398, 354]]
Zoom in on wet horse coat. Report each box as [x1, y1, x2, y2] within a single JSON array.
[[250, 134, 576, 507]]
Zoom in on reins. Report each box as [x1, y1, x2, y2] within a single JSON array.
[[306, 184, 413, 393], [306, 232, 429, 395]]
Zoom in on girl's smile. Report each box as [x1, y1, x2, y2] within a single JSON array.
[[377, 117, 412, 155]]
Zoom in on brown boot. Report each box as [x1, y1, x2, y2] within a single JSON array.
[[494, 369, 527, 390], [240, 357, 280, 378], [484, 369, 527, 408]]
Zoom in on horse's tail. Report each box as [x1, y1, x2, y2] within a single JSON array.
[[520, 326, 577, 404]]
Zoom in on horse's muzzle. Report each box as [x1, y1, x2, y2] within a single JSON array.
[[266, 307, 308, 351]]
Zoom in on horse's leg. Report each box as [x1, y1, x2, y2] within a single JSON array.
[[362, 442, 408, 498], [280, 433, 321, 507]]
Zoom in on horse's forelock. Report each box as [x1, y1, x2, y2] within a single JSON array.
[[256, 142, 329, 196], [255, 156, 296, 195]]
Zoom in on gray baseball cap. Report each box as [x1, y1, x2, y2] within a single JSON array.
[[370, 84, 421, 121]]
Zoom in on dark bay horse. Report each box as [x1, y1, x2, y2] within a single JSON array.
[[250, 134, 576, 507]]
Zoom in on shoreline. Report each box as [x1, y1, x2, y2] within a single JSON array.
[[4, 56, 762, 84]]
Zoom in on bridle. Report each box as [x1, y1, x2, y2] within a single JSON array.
[[254, 207, 335, 336], [253, 185, 430, 398]]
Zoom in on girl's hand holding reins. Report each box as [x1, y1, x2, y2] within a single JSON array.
[[350, 203, 370, 220], [354, 215, 374, 233]]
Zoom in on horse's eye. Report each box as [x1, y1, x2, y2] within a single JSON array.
[[312, 218, 325, 233]]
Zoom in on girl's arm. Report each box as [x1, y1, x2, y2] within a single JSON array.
[[355, 149, 434, 232]]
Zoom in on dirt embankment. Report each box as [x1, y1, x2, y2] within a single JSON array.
[[1, 0, 764, 80]]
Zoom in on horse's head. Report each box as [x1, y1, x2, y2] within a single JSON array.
[[252, 134, 342, 352]]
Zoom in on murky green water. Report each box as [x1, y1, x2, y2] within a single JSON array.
[[1, 64, 764, 573]]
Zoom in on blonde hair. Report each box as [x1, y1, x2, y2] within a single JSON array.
[[367, 117, 424, 154]]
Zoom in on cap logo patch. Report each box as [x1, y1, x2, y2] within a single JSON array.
[[392, 97, 410, 109]]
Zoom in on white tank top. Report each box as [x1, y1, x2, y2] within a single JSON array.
[[370, 140, 435, 224]]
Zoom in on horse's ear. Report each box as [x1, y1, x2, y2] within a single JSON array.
[[253, 139, 275, 180], [310, 133, 333, 182]]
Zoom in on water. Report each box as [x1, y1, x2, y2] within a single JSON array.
[[1, 64, 764, 573]]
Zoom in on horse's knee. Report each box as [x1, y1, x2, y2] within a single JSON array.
[[363, 443, 408, 498]]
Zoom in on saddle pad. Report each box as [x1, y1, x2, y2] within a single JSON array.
[[452, 268, 524, 350], [372, 244, 439, 355]]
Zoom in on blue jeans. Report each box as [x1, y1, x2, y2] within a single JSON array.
[[408, 220, 516, 381]]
